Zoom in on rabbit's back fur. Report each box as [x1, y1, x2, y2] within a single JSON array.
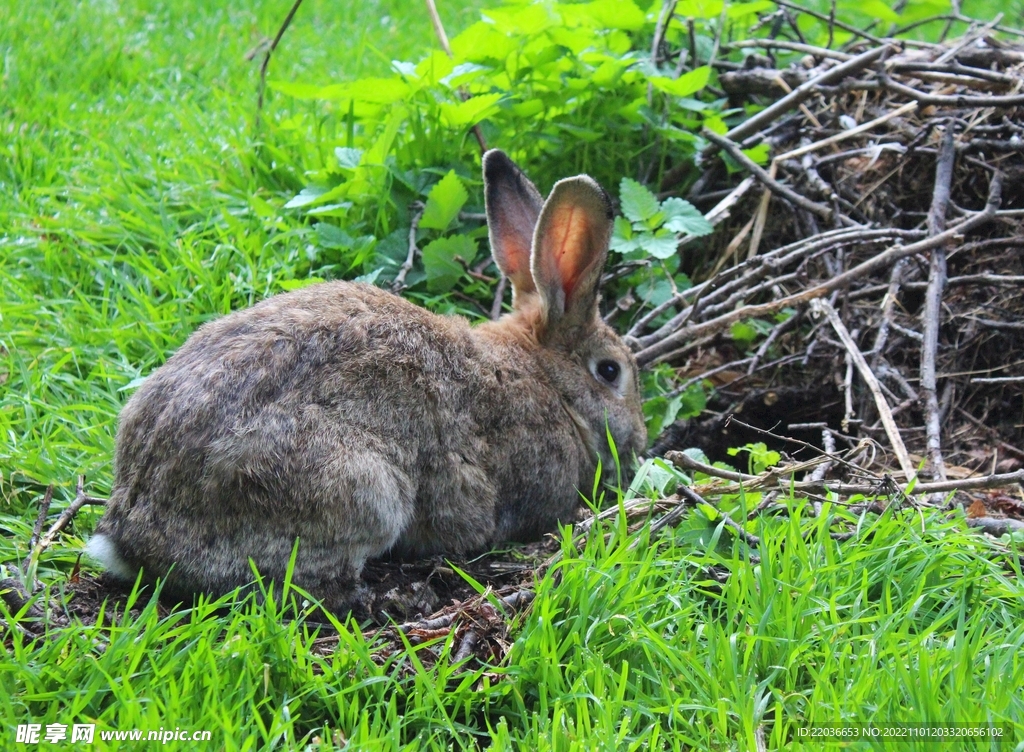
[[88, 151, 647, 613]]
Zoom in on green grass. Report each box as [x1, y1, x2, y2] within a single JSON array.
[[4, 499, 1023, 749], [2, 0, 1024, 749]]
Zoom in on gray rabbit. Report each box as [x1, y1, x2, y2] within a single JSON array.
[[86, 150, 647, 613]]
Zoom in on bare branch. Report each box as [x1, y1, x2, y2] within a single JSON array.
[[255, 0, 306, 130], [813, 299, 917, 482], [920, 124, 957, 483], [718, 44, 892, 145], [392, 204, 425, 293]]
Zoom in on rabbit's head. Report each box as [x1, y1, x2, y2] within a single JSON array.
[[483, 150, 647, 480]]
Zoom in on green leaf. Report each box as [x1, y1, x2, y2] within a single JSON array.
[[643, 393, 682, 438], [562, 0, 645, 30], [485, 3, 556, 35], [642, 210, 666, 232], [742, 143, 770, 166], [361, 105, 405, 167], [648, 66, 711, 98], [642, 384, 700, 438], [337, 77, 411, 105], [619, 178, 660, 223], [415, 50, 456, 84], [450, 21, 517, 62], [547, 26, 601, 55], [729, 442, 780, 474], [638, 229, 679, 260], [678, 383, 706, 419], [899, 0, 949, 24], [676, 0, 724, 19], [440, 62, 489, 88], [438, 93, 503, 127], [353, 268, 383, 286], [637, 277, 674, 306], [315, 223, 354, 250], [699, 503, 719, 521], [858, 0, 902, 23], [634, 458, 681, 496], [726, 0, 774, 18], [278, 278, 324, 292], [610, 216, 642, 254], [419, 171, 469, 231], [681, 446, 710, 465], [306, 202, 352, 217], [511, 98, 544, 118], [284, 186, 327, 209], [731, 320, 758, 344], [661, 198, 714, 236], [334, 147, 362, 169], [703, 115, 728, 135], [421, 234, 477, 292], [266, 81, 346, 100]]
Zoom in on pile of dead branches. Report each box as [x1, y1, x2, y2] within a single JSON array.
[[630, 18, 1024, 492]]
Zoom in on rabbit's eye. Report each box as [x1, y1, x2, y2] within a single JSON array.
[[595, 360, 621, 384]]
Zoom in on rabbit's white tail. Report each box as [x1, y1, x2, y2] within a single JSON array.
[[84, 534, 138, 580]]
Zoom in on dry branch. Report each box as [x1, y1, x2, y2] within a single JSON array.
[[392, 204, 424, 292], [920, 125, 957, 483], [255, 0, 305, 130], [816, 299, 916, 480], [718, 45, 893, 145], [635, 194, 1000, 365], [702, 129, 836, 221]]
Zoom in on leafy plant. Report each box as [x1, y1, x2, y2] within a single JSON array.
[[728, 441, 782, 474], [642, 364, 707, 438], [269, 0, 732, 322], [612, 178, 713, 260]]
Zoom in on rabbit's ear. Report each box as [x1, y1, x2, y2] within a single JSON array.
[[531, 176, 613, 329], [483, 150, 544, 304]]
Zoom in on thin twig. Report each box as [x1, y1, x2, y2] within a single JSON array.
[[453, 630, 479, 662], [813, 299, 917, 482], [725, 39, 854, 61], [967, 517, 1024, 536], [698, 467, 1024, 498], [702, 129, 836, 221], [970, 376, 1024, 384], [772, 0, 888, 43], [888, 61, 1019, 86], [424, 0, 487, 153], [880, 75, 1024, 107], [677, 483, 761, 547], [869, 259, 908, 366], [392, 205, 425, 292], [724, 416, 873, 475], [667, 451, 758, 482], [489, 276, 508, 321], [23, 485, 54, 572], [651, 0, 679, 67], [920, 123, 956, 483], [255, 0, 306, 130], [26, 476, 106, 589], [772, 101, 920, 164]]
